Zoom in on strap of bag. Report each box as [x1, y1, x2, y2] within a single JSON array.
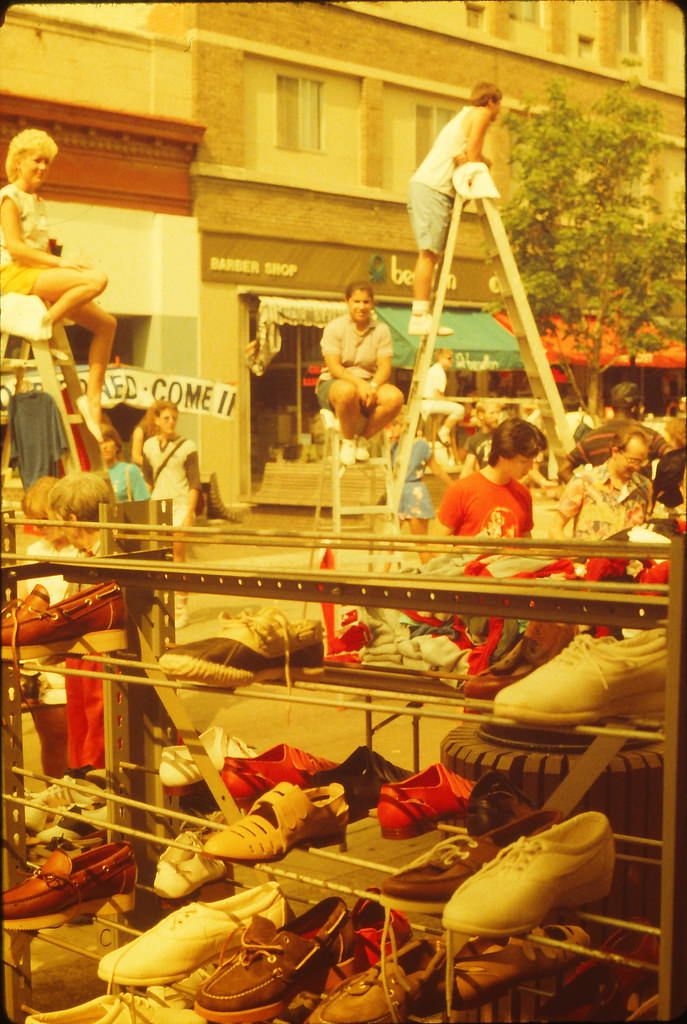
[[125, 464, 133, 502], [153, 439, 185, 485]]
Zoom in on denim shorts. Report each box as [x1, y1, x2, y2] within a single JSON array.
[[408, 180, 453, 253]]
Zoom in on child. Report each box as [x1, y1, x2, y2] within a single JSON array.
[[421, 348, 465, 450], [408, 82, 502, 337], [100, 425, 150, 502], [0, 129, 116, 440]]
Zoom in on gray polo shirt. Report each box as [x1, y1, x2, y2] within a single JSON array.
[[319, 313, 393, 383]]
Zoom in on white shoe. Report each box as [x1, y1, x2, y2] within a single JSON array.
[[153, 825, 227, 900], [98, 881, 288, 986], [160, 726, 256, 791], [493, 627, 667, 725], [355, 437, 371, 462], [32, 801, 110, 844], [442, 811, 614, 936], [23, 771, 106, 833], [0, 293, 52, 342], [339, 438, 357, 467], [25, 992, 206, 1023], [408, 313, 453, 337], [76, 393, 103, 442], [438, 425, 451, 445]]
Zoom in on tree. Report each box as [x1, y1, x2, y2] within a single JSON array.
[[500, 80, 685, 413]]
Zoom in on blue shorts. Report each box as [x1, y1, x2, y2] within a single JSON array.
[[316, 378, 371, 416], [408, 180, 453, 253]]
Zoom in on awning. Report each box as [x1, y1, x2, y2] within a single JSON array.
[[254, 296, 346, 374], [375, 306, 524, 371]]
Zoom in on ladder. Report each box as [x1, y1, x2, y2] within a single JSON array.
[[1, 323, 103, 485], [391, 181, 574, 509]]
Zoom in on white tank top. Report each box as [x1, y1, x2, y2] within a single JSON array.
[[411, 106, 472, 196]]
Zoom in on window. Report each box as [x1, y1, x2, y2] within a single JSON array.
[[578, 35, 595, 59], [416, 104, 456, 166], [509, 1, 541, 23], [277, 75, 323, 151], [617, 0, 643, 55], [465, 3, 484, 29]]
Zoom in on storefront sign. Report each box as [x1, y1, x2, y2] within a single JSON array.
[[202, 233, 491, 300], [0, 366, 237, 420]]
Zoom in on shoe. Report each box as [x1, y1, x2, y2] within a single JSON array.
[[351, 888, 412, 970], [536, 919, 659, 1022], [160, 726, 257, 794], [306, 938, 446, 1024], [377, 762, 473, 839], [0, 292, 53, 342], [158, 610, 324, 687], [493, 628, 667, 725], [453, 924, 590, 1010], [194, 896, 356, 1023], [464, 620, 578, 700], [340, 438, 357, 468], [25, 992, 206, 1023], [31, 800, 110, 845], [442, 811, 615, 936], [23, 765, 108, 833], [379, 809, 561, 913], [408, 312, 453, 337], [221, 743, 338, 809], [76, 393, 103, 442], [1, 581, 127, 660], [3, 841, 136, 930], [98, 881, 287, 986], [202, 781, 348, 862], [312, 745, 412, 822], [355, 437, 370, 462], [154, 824, 227, 899], [465, 769, 535, 836]]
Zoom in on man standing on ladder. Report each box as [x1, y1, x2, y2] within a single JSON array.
[[407, 82, 502, 338]]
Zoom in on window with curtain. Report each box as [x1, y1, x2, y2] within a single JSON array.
[[617, 0, 643, 55], [277, 75, 323, 151], [509, 1, 541, 24], [416, 104, 456, 166]]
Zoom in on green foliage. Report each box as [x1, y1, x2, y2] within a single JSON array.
[[500, 80, 685, 402]]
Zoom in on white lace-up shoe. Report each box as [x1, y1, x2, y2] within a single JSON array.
[[442, 811, 614, 936], [160, 727, 256, 792], [408, 312, 453, 337], [98, 881, 288, 986], [25, 992, 205, 1023], [339, 438, 357, 467], [355, 437, 371, 462], [494, 628, 667, 725], [24, 770, 106, 833], [154, 825, 227, 900]]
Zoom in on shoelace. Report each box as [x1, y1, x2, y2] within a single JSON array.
[[399, 833, 479, 873], [218, 609, 295, 692], [379, 905, 410, 1023], [477, 834, 545, 876]]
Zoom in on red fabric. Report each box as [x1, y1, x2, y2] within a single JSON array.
[[319, 547, 337, 654], [437, 471, 533, 538], [466, 617, 506, 675], [64, 657, 104, 769], [464, 556, 577, 579], [638, 561, 670, 585], [584, 557, 631, 581]]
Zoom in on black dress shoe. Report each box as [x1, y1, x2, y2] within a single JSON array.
[[312, 745, 412, 821], [466, 769, 535, 836]]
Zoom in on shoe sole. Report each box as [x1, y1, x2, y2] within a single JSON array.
[[2, 628, 128, 660], [495, 690, 664, 726], [161, 662, 324, 687], [2, 888, 135, 930], [379, 810, 464, 840], [377, 891, 448, 914]]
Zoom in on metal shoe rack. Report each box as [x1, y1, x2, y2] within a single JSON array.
[[2, 507, 685, 1022]]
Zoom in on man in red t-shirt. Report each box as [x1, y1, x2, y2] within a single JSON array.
[[436, 418, 547, 538]]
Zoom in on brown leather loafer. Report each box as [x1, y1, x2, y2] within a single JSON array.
[[379, 809, 561, 913], [194, 896, 356, 1023], [3, 841, 136, 929], [1, 581, 127, 660]]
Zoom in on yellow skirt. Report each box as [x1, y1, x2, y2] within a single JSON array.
[[0, 263, 42, 294]]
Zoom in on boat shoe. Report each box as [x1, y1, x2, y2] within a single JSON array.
[[2, 841, 136, 929], [221, 743, 338, 809], [1, 581, 127, 660], [194, 896, 356, 1023], [306, 938, 447, 1024], [377, 762, 474, 839], [379, 809, 561, 913], [158, 609, 324, 687], [202, 782, 348, 862]]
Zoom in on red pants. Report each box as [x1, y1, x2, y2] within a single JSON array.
[[64, 658, 104, 769]]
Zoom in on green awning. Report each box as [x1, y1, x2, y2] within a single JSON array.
[[376, 306, 524, 371]]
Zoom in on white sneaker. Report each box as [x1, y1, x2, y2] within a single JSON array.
[[24, 771, 106, 833], [493, 627, 667, 725], [32, 801, 110, 844], [76, 393, 103, 442], [438, 425, 451, 445], [154, 826, 227, 900], [98, 881, 288, 986], [25, 991, 206, 1023], [160, 726, 256, 791], [339, 438, 357, 467], [442, 811, 614, 937], [408, 313, 453, 337], [355, 437, 371, 462]]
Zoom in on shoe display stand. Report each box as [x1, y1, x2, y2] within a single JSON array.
[[2, 509, 685, 1023]]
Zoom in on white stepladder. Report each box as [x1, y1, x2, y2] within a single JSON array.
[[1, 321, 103, 486], [391, 163, 574, 510]]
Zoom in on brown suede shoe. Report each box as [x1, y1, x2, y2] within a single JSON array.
[[1, 581, 127, 660], [379, 809, 561, 913], [194, 897, 356, 1023], [465, 621, 577, 700], [3, 841, 136, 929]]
